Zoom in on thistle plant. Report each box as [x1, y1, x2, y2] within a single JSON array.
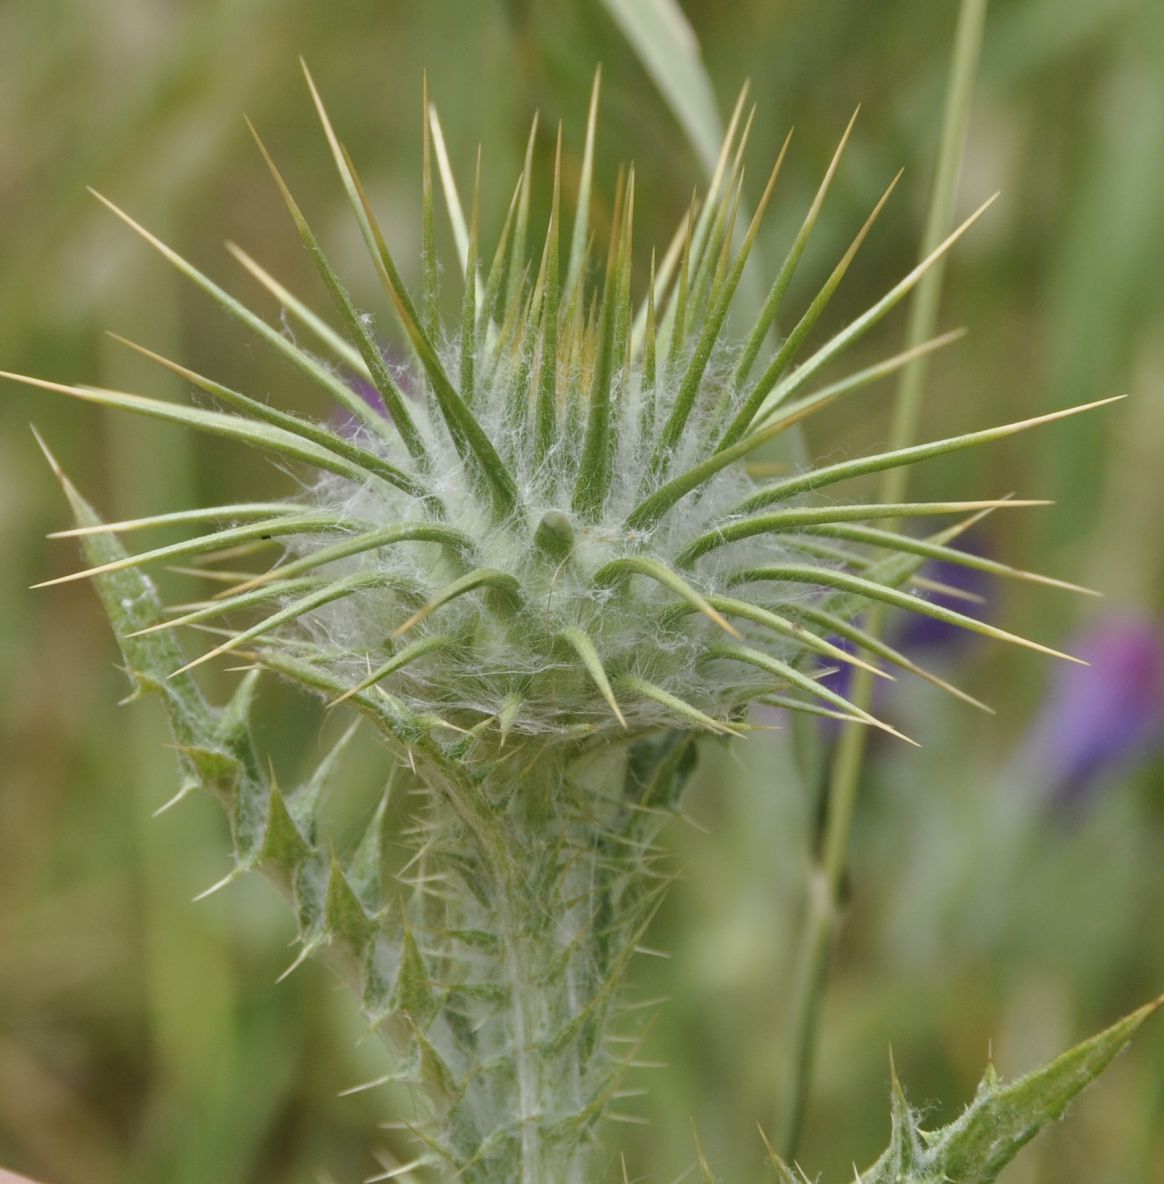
[[7, 62, 1152, 1184]]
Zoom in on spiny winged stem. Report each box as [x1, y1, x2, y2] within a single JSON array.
[[11, 60, 1120, 1184]]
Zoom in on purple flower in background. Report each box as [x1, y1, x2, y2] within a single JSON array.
[[1024, 616, 1164, 810]]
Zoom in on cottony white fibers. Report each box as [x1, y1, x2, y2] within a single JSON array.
[[283, 334, 805, 737]]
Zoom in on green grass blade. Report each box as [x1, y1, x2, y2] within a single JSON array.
[[598, 0, 723, 174]]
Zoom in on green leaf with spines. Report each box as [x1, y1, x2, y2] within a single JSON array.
[[860, 999, 1162, 1184]]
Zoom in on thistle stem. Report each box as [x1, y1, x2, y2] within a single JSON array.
[[776, 0, 989, 1158]]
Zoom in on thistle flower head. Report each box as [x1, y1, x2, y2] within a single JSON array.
[[11, 69, 1108, 750], [8, 64, 1126, 1184]]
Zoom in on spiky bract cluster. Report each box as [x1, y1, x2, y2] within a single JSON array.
[[11, 68, 1112, 1184]]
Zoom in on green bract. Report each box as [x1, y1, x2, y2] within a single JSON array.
[[10, 65, 1134, 1184]]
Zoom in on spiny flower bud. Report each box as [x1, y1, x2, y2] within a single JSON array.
[[9, 66, 1114, 1184]]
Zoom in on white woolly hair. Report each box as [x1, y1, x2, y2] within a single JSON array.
[[281, 330, 816, 738]]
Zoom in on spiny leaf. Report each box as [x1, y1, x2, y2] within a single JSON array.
[[427, 102, 470, 272], [615, 677, 740, 736], [593, 555, 741, 638], [572, 165, 630, 522], [173, 570, 414, 676], [33, 511, 349, 589], [565, 68, 601, 301], [932, 997, 1162, 1183], [729, 564, 1084, 664], [802, 520, 1098, 596], [863, 998, 1163, 1184], [392, 568, 522, 638], [534, 128, 562, 465], [720, 165, 902, 450], [261, 783, 312, 879], [220, 522, 475, 596], [246, 117, 427, 459], [105, 333, 429, 500], [795, 605, 992, 713], [3, 371, 427, 500], [703, 644, 915, 744], [86, 189, 402, 451], [324, 851, 378, 957], [558, 627, 627, 728], [628, 331, 966, 532], [459, 150, 482, 409], [688, 595, 890, 680], [129, 578, 322, 638], [49, 502, 299, 538], [732, 107, 859, 391], [650, 129, 792, 475], [301, 62, 519, 519], [226, 242, 368, 375], [738, 396, 1125, 511], [726, 194, 1001, 443], [331, 635, 455, 707], [677, 499, 1048, 566]]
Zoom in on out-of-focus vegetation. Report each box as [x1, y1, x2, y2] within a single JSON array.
[[1, 2, 1161, 1182]]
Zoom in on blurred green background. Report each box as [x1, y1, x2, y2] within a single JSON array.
[[1, 1, 1162, 1181]]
